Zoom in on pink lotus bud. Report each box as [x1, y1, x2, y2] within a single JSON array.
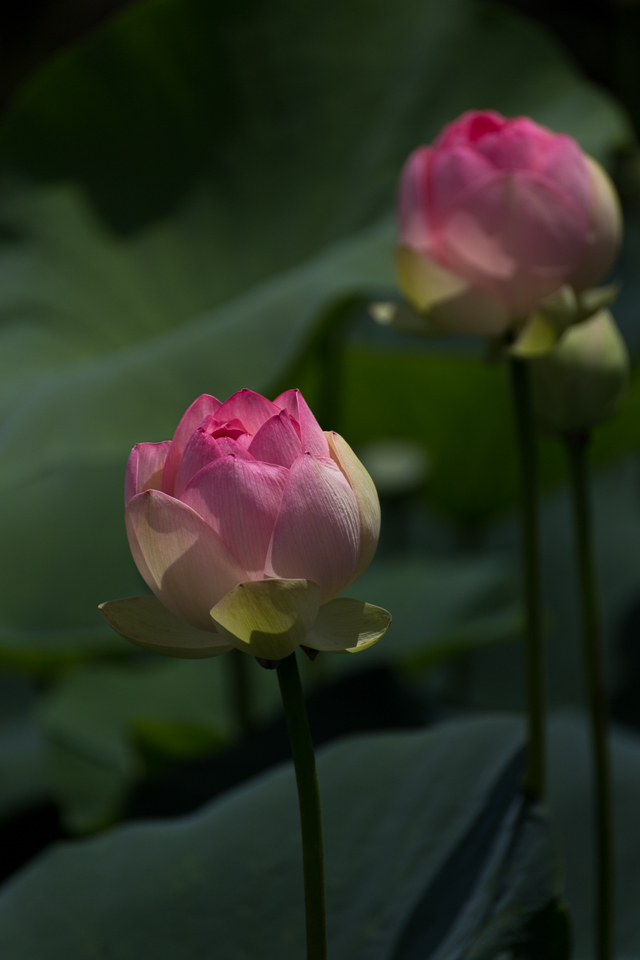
[[100, 389, 390, 661], [396, 110, 622, 332]]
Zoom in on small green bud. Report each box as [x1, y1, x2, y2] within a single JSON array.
[[530, 310, 629, 434]]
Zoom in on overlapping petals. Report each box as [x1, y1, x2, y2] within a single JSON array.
[[395, 109, 622, 332], [103, 388, 390, 661]]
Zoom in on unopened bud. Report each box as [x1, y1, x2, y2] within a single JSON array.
[[530, 310, 629, 434]]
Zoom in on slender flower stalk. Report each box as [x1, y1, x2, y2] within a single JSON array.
[[229, 647, 252, 737], [509, 356, 546, 799], [277, 651, 327, 960], [565, 430, 614, 960]]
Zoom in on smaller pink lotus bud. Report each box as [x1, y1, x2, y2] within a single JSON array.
[[396, 110, 622, 333], [100, 389, 391, 662]]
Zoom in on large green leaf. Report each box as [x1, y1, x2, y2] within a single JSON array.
[[0, 0, 630, 656], [0, 716, 560, 959], [37, 657, 236, 833], [2, 714, 639, 957]]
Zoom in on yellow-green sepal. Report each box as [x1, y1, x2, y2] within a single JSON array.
[[99, 595, 234, 659], [210, 579, 322, 660], [509, 283, 620, 359], [304, 598, 391, 654]]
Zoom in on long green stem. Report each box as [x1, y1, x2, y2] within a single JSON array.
[[509, 357, 546, 798], [565, 431, 614, 960], [277, 652, 327, 960], [229, 647, 252, 737]]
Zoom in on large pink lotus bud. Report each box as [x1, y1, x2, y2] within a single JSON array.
[[100, 389, 390, 662], [395, 110, 622, 334]]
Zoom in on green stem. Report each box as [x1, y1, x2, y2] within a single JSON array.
[[509, 357, 546, 798], [277, 652, 327, 960], [565, 431, 614, 960], [229, 647, 252, 738]]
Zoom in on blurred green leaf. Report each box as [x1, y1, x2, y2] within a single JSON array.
[[0, 0, 630, 659], [329, 555, 520, 674], [0, 716, 560, 959], [38, 657, 235, 832], [0, 674, 49, 820], [3, 714, 640, 957]]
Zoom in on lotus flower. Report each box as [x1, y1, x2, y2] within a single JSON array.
[[392, 110, 622, 338], [100, 389, 390, 662]]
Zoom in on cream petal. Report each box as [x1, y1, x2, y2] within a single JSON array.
[[571, 156, 622, 292], [325, 432, 380, 586], [395, 246, 509, 335], [210, 578, 322, 660], [125, 490, 248, 631], [99, 595, 234, 659], [303, 598, 391, 653]]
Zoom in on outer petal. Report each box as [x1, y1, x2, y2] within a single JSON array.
[[181, 456, 288, 577], [124, 441, 171, 506], [303, 598, 391, 653], [99, 595, 233, 659], [428, 146, 499, 228], [267, 454, 360, 601], [161, 395, 221, 495], [397, 146, 433, 254], [325, 432, 380, 585], [210, 578, 322, 660], [215, 389, 279, 436], [395, 246, 509, 335], [273, 389, 329, 457], [438, 172, 589, 318], [248, 411, 302, 467], [537, 134, 592, 220], [125, 490, 248, 631], [571, 156, 622, 292]]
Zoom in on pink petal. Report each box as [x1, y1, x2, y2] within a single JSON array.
[[267, 454, 360, 602], [248, 411, 302, 467], [439, 171, 589, 318], [473, 117, 555, 172], [571, 157, 622, 291], [435, 110, 506, 149], [215, 389, 279, 436], [325, 432, 380, 585], [273, 389, 329, 457], [174, 430, 256, 499], [397, 147, 433, 254], [216, 436, 254, 457], [125, 491, 247, 632], [161, 395, 221, 495], [538, 134, 592, 221], [181, 456, 288, 577], [428, 146, 499, 229], [125, 441, 171, 506], [174, 429, 223, 499]]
